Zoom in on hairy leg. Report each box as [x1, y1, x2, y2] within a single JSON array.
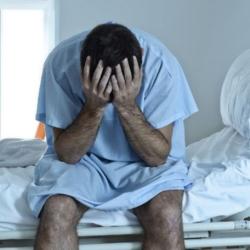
[[34, 194, 88, 250], [133, 190, 184, 250]]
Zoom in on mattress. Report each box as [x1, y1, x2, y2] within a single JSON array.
[[0, 126, 250, 232]]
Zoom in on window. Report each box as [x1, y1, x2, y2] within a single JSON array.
[[0, 0, 55, 138]]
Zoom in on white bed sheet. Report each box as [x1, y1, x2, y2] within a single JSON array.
[[0, 126, 250, 231]]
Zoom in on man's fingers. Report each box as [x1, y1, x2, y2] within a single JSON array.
[[104, 81, 112, 97], [115, 64, 126, 89], [111, 75, 119, 93], [133, 55, 140, 81], [98, 66, 112, 94], [92, 59, 104, 91], [122, 57, 132, 83], [82, 56, 91, 87]]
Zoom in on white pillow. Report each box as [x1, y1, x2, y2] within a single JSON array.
[[220, 49, 250, 139], [0, 138, 47, 168]]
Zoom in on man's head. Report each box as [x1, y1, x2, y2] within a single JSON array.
[[80, 23, 143, 81]]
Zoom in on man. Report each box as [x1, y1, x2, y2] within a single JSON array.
[[27, 22, 199, 250]]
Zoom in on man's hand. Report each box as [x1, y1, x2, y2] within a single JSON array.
[[110, 56, 142, 109], [81, 56, 113, 110]]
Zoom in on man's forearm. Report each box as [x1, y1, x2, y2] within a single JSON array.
[[115, 102, 170, 166], [54, 104, 105, 164]]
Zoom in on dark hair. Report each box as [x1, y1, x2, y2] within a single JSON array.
[[80, 23, 142, 81]]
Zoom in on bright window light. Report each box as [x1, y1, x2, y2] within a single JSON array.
[[0, 9, 47, 139]]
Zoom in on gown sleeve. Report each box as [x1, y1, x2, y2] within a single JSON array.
[[35, 55, 82, 129], [143, 55, 199, 129]]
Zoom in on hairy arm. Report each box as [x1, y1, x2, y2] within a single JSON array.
[[54, 104, 105, 164], [110, 56, 172, 167], [115, 103, 171, 166]]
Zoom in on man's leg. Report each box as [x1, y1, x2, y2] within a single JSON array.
[[34, 194, 88, 250], [133, 190, 184, 250]]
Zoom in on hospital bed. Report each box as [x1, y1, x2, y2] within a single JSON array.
[[1, 49, 250, 249], [0, 129, 250, 250]]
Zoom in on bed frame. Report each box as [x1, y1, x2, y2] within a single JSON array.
[[0, 220, 250, 249]]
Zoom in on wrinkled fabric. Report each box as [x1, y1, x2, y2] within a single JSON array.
[[186, 126, 250, 164], [183, 157, 250, 223], [28, 153, 193, 218], [183, 126, 250, 222], [220, 49, 250, 139]]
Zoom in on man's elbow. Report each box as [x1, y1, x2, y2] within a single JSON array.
[[55, 151, 75, 164], [54, 144, 80, 164], [57, 154, 79, 164], [146, 158, 165, 167], [147, 145, 171, 167], [146, 152, 169, 167]]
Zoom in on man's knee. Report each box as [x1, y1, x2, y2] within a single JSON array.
[[39, 194, 88, 230], [133, 190, 183, 231]]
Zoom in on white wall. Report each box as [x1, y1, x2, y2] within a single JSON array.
[[55, 0, 250, 145]]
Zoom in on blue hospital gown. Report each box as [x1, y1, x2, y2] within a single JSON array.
[[26, 26, 199, 218]]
